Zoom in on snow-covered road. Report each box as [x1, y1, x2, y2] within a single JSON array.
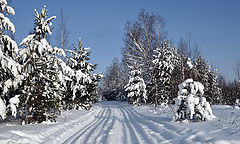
[[63, 102, 173, 144], [0, 101, 239, 144]]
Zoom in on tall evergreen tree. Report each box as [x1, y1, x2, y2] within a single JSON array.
[[65, 38, 101, 110], [207, 69, 221, 104], [170, 53, 185, 100], [125, 65, 147, 105], [152, 40, 177, 105], [19, 6, 65, 124], [193, 56, 210, 89], [189, 56, 221, 104]]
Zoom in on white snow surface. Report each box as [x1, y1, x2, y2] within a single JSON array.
[[0, 101, 239, 144]]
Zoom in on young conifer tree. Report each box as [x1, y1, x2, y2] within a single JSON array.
[[65, 38, 101, 110], [207, 69, 221, 104], [152, 40, 177, 105], [125, 65, 147, 105], [19, 6, 65, 124], [192, 56, 210, 100], [188, 56, 221, 104]]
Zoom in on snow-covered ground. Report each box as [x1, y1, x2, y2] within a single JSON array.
[[0, 101, 239, 144]]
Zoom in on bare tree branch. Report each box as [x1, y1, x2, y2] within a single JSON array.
[[55, 8, 70, 50]]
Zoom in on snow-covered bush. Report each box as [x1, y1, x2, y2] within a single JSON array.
[[173, 79, 215, 122], [125, 67, 147, 105]]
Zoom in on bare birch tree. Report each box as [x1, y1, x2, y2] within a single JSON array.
[[234, 62, 240, 81], [122, 9, 166, 102], [55, 8, 70, 49]]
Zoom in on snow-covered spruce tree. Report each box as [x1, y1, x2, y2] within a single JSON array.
[[173, 79, 215, 122], [0, 0, 22, 120], [193, 56, 221, 104], [64, 38, 101, 110], [125, 65, 147, 105], [152, 40, 177, 106], [19, 6, 65, 124], [169, 54, 188, 102], [193, 56, 210, 92], [207, 69, 221, 104]]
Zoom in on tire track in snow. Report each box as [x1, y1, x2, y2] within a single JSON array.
[[64, 104, 119, 144], [84, 105, 125, 144], [126, 106, 196, 142], [81, 107, 111, 144], [105, 105, 127, 144], [119, 106, 147, 144], [122, 106, 162, 143], [97, 106, 116, 144], [119, 108, 128, 144], [42, 107, 102, 143], [63, 102, 196, 144], [130, 107, 180, 129], [62, 107, 107, 144]]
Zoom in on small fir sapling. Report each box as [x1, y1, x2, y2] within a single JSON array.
[[173, 79, 215, 122], [64, 38, 102, 110], [125, 66, 147, 105]]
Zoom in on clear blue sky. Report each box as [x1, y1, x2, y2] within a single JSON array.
[[11, 0, 240, 81]]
